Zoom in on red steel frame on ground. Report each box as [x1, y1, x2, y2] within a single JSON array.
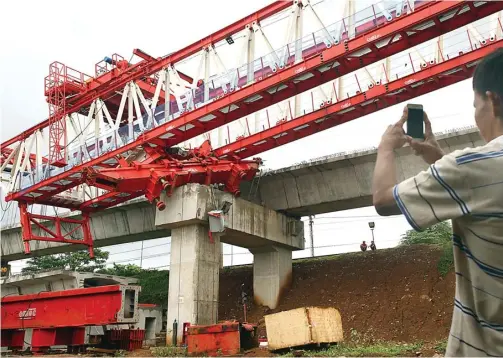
[[0, 285, 140, 353]]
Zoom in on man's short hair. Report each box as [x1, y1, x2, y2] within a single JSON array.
[[473, 48, 503, 111]]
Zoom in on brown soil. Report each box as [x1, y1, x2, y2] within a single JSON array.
[[219, 244, 455, 344]]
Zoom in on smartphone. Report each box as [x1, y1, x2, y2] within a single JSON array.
[[406, 104, 424, 139]]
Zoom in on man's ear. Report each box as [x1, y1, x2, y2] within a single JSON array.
[[487, 91, 503, 119]]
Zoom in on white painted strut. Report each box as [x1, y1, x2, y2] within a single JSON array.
[[305, 0, 333, 47], [253, 23, 281, 71], [128, 84, 134, 140], [204, 48, 210, 102], [116, 83, 130, 129], [209, 46, 231, 93], [377, 2, 393, 22], [131, 83, 146, 132], [164, 66, 171, 123], [134, 82, 153, 127], [150, 69, 166, 124], [467, 24, 485, 44]]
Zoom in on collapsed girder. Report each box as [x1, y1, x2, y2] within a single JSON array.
[[17, 140, 260, 256]]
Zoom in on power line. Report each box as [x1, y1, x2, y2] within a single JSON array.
[[304, 214, 400, 220], [107, 242, 170, 256], [106, 251, 170, 265]]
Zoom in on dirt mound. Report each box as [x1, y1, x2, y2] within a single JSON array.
[[219, 244, 454, 343]]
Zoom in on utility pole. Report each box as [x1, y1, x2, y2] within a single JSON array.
[[309, 215, 315, 257], [140, 241, 144, 268]]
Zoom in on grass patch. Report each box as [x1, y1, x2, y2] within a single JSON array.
[[437, 242, 454, 277], [151, 346, 187, 357], [283, 341, 423, 357], [400, 221, 454, 276], [434, 339, 448, 354]]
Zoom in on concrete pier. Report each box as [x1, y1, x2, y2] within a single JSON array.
[[251, 246, 292, 309], [166, 224, 220, 344], [155, 184, 304, 344]]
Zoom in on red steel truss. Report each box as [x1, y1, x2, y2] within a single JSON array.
[[6, 1, 503, 205], [0, 1, 291, 151], [18, 202, 94, 257], [215, 40, 503, 159], [15, 140, 260, 254], [2, 0, 503, 256]]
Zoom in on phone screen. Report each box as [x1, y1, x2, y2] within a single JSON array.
[[407, 104, 424, 139]]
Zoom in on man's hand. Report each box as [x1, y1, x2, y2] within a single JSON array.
[[406, 111, 444, 164], [378, 107, 409, 151]]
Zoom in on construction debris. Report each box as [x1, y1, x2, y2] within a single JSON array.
[[265, 307, 343, 351]]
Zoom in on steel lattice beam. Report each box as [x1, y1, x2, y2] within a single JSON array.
[[215, 40, 503, 159], [8, 0, 503, 207], [0, 1, 292, 151]]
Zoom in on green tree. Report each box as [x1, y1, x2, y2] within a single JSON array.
[[400, 221, 452, 246], [99, 264, 169, 306], [98, 263, 143, 277], [21, 249, 109, 274], [400, 221, 454, 276]]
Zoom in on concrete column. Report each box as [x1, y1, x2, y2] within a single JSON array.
[[166, 224, 220, 345], [220, 243, 225, 268], [251, 246, 292, 310]]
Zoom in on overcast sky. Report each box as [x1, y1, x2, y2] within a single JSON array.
[[0, 0, 492, 273]]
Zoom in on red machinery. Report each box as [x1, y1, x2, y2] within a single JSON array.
[[2, 0, 503, 257], [0, 285, 140, 354], [17, 139, 261, 257], [186, 322, 258, 357]]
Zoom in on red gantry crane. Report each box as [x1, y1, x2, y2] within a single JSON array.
[[1, 0, 502, 257]]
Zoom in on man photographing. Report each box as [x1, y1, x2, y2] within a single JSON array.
[[373, 48, 503, 356]]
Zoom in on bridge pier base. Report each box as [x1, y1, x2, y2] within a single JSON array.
[[155, 184, 303, 343], [250, 246, 292, 309], [166, 223, 220, 345]]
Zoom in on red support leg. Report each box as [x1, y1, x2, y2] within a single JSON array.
[[18, 202, 95, 256], [19, 202, 32, 254], [0, 330, 25, 351], [31, 328, 56, 355]]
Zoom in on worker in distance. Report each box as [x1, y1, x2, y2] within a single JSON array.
[[372, 48, 503, 357]]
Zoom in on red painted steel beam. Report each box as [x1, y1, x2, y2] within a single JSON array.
[[0, 148, 48, 167], [0, 285, 140, 330], [0, 1, 291, 150], [7, 1, 503, 206], [215, 40, 503, 159]]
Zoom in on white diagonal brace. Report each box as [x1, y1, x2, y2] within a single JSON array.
[[128, 83, 134, 140], [164, 67, 171, 123], [131, 83, 145, 132], [9, 140, 25, 191], [20, 134, 36, 172], [116, 83, 130, 129], [151, 69, 166, 116], [204, 48, 210, 102], [305, 0, 333, 46], [0, 144, 19, 173], [253, 23, 280, 70], [134, 82, 154, 128], [210, 46, 231, 93], [101, 99, 115, 129], [35, 130, 44, 181]]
